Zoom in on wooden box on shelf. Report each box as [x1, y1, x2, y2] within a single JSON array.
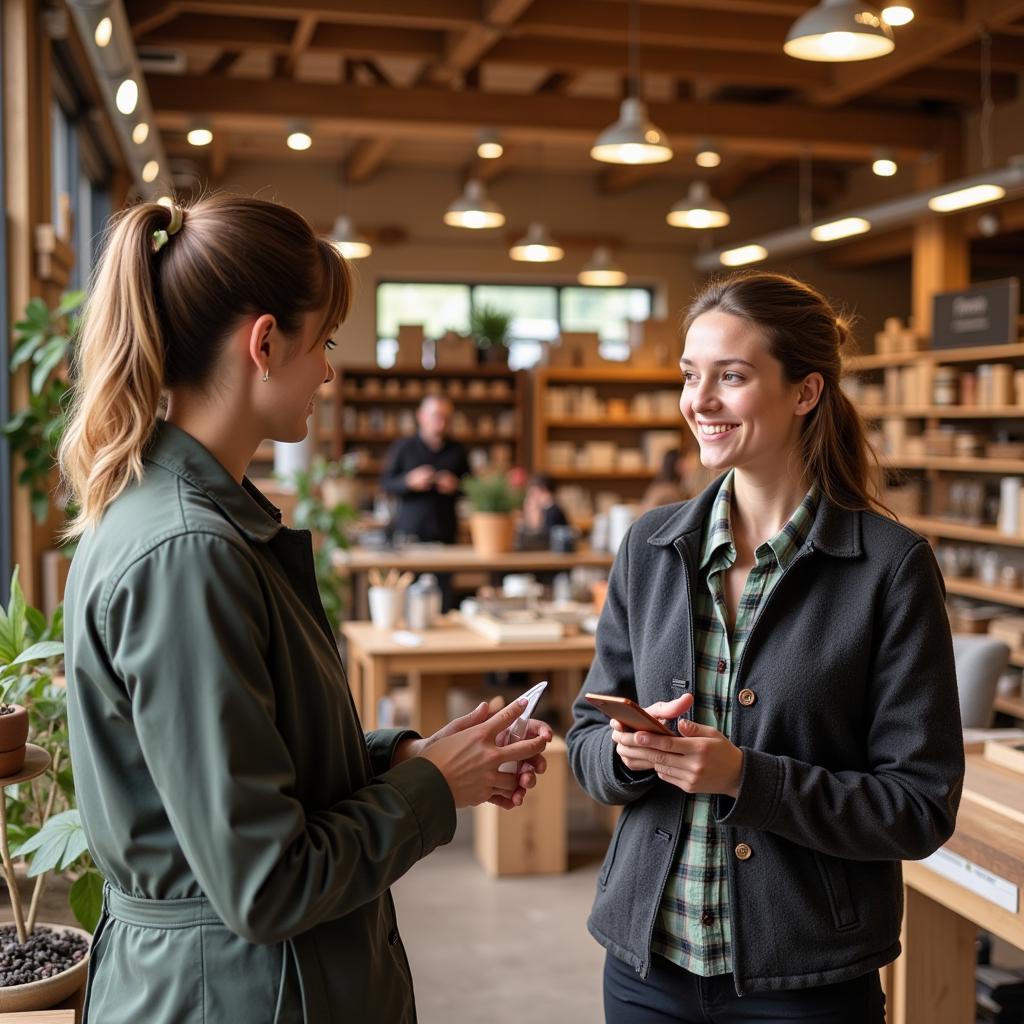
[[473, 736, 568, 876], [395, 324, 425, 368], [434, 332, 477, 369], [629, 319, 676, 369]]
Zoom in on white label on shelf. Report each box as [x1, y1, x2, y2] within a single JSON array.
[[921, 846, 1019, 913]]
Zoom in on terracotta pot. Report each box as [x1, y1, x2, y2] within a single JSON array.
[[0, 706, 29, 777], [591, 579, 609, 615], [469, 512, 516, 557], [0, 923, 91, 1013]]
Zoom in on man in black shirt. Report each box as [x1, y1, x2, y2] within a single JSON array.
[[379, 395, 471, 544]]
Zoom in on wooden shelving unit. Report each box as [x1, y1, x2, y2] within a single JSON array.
[[531, 366, 688, 518], [854, 338, 1024, 713], [335, 366, 527, 481]]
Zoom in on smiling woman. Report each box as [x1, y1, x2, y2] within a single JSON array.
[[567, 271, 964, 1024]]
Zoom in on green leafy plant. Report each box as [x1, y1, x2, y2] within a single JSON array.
[[469, 304, 513, 351], [0, 568, 102, 935], [461, 471, 524, 514], [2, 291, 85, 523], [286, 458, 359, 634]]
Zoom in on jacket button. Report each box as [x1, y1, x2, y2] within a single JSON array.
[[700, 910, 715, 925], [738, 688, 756, 707], [734, 842, 753, 861], [388, 929, 400, 946], [717, 659, 726, 673]]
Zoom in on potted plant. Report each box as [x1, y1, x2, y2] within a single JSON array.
[[0, 568, 99, 1011], [289, 458, 360, 634], [462, 471, 524, 557], [469, 304, 513, 367]]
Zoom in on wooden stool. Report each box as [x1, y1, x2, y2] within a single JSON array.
[[473, 736, 568, 876]]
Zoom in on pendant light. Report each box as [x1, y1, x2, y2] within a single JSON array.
[[578, 247, 627, 286], [591, 0, 672, 165], [477, 129, 504, 160], [444, 179, 505, 229], [784, 0, 894, 61], [330, 215, 372, 259], [667, 182, 731, 229], [509, 222, 564, 263], [881, 1, 914, 24]]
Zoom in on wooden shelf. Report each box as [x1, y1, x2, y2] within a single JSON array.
[[546, 418, 683, 429], [541, 468, 658, 479], [339, 366, 515, 379], [902, 516, 1024, 548], [884, 456, 1024, 474], [341, 391, 515, 405], [846, 341, 1024, 372], [945, 577, 1024, 609], [344, 432, 517, 444], [538, 366, 682, 383], [995, 692, 1024, 719], [863, 406, 1024, 419]]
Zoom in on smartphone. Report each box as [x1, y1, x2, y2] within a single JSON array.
[[584, 692, 675, 736], [497, 680, 547, 773]]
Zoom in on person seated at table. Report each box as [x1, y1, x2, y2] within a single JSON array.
[[523, 473, 569, 537], [379, 395, 470, 545]]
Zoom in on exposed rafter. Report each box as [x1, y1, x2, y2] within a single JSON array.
[[344, 137, 394, 182]]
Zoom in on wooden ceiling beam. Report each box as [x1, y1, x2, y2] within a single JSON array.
[[133, 0, 479, 32], [877, 66, 1018, 103], [207, 50, 242, 75], [279, 14, 318, 78], [607, 0, 962, 18], [463, 148, 514, 184], [598, 165, 672, 194], [485, 37, 829, 88], [146, 73, 956, 160], [344, 137, 394, 182], [432, 0, 537, 85], [139, 16, 446, 59], [810, 0, 1024, 106], [937, 33, 1024, 68], [511, 0, 794, 53]]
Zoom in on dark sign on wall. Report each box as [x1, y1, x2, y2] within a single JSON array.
[[932, 278, 1020, 349]]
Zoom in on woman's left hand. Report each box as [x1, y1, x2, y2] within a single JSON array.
[[393, 702, 552, 809], [611, 694, 744, 798]]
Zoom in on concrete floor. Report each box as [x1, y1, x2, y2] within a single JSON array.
[[393, 795, 611, 1024]]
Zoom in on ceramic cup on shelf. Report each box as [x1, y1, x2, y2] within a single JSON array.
[[368, 586, 403, 631]]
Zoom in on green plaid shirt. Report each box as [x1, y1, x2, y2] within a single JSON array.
[[651, 470, 819, 976]]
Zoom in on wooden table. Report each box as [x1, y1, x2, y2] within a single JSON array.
[[885, 753, 1024, 1024], [333, 544, 614, 618], [341, 615, 596, 732]]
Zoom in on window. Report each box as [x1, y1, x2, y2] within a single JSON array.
[[376, 281, 653, 369], [0, 24, 10, 601]]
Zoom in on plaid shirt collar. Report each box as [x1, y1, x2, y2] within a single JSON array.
[[699, 469, 820, 573]]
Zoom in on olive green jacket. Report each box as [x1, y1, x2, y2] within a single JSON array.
[[64, 422, 456, 1023]]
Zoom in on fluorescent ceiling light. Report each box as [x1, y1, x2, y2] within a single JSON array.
[[721, 245, 768, 267], [444, 179, 505, 229], [784, 0, 894, 61], [928, 183, 1006, 212], [811, 216, 871, 241], [509, 222, 564, 262], [578, 247, 627, 286], [591, 97, 673, 165]]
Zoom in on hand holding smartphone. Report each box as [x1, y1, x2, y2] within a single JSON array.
[[584, 692, 675, 736]]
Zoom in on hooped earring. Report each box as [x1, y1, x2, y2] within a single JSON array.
[[262, 370, 270, 383]]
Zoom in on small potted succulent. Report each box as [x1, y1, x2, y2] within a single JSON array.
[[469, 304, 513, 367], [0, 569, 97, 1012], [462, 470, 525, 557]]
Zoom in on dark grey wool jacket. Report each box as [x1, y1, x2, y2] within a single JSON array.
[[566, 478, 965, 995]]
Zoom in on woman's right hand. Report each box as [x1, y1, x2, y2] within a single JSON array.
[[421, 699, 550, 808]]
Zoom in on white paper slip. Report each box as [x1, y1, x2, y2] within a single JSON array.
[[921, 846, 1019, 913], [391, 630, 424, 647]]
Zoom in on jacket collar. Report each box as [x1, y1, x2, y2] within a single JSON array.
[[144, 420, 284, 543], [646, 472, 862, 559]]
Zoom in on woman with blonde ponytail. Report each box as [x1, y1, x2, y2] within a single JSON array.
[[60, 194, 551, 1024], [568, 271, 963, 1023]]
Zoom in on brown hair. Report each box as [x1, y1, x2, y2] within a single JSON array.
[[60, 193, 352, 536], [683, 271, 888, 515]]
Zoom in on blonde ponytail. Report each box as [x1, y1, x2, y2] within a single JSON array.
[[60, 204, 169, 537]]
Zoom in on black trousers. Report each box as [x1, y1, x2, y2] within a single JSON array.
[[604, 952, 886, 1024]]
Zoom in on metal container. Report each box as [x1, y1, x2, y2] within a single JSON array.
[[405, 573, 442, 630]]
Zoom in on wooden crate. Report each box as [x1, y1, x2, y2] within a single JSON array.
[[473, 736, 567, 876]]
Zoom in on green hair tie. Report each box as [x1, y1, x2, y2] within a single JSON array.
[[152, 201, 183, 253]]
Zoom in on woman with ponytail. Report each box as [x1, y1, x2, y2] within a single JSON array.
[[568, 271, 963, 1022], [60, 194, 550, 1024]]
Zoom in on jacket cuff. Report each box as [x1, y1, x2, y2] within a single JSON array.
[[714, 747, 781, 830], [364, 728, 422, 777], [602, 729, 656, 797], [379, 756, 458, 857]]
